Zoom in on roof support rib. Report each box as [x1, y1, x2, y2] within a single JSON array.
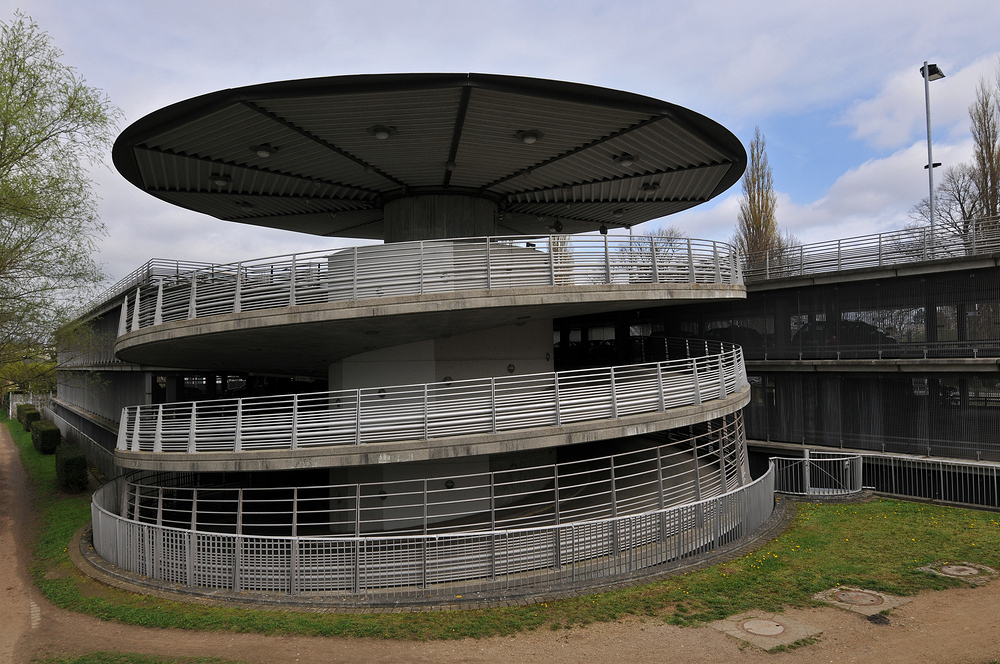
[[136, 145, 381, 199], [240, 100, 409, 189], [443, 86, 472, 188], [482, 113, 671, 192]]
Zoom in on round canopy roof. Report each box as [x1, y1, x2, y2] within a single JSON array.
[[113, 73, 746, 240]]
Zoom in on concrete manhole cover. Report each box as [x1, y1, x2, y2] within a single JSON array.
[[940, 565, 980, 577], [833, 590, 884, 606], [741, 619, 785, 636], [918, 561, 998, 585], [813, 586, 909, 615]]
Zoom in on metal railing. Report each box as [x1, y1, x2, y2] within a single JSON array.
[[115, 418, 748, 537], [743, 217, 1000, 282], [771, 451, 863, 496], [111, 235, 741, 335], [746, 339, 1000, 362], [860, 453, 1000, 509], [90, 462, 772, 598], [117, 342, 747, 454]]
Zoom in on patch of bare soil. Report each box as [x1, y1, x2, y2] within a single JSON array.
[[4, 426, 1000, 664]]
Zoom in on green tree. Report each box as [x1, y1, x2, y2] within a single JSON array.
[[732, 126, 786, 261], [0, 12, 120, 383]]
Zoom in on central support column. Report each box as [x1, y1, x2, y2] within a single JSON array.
[[383, 194, 498, 243]]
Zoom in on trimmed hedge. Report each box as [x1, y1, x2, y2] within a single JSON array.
[[55, 443, 89, 492], [21, 407, 41, 432], [31, 419, 62, 454], [15, 403, 32, 425]]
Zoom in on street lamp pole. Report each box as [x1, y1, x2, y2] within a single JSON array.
[[921, 61, 945, 249]]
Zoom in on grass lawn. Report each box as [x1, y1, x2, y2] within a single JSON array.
[[7, 412, 1000, 642]]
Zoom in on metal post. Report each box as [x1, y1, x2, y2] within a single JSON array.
[[610, 367, 618, 419], [486, 238, 492, 290], [713, 241, 722, 283], [692, 359, 702, 405], [117, 409, 129, 450], [130, 407, 141, 452], [290, 394, 298, 450], [131, 287, 142, 331], [687, 239, 696, 282], [803, 449, 811, 495], [289, 254, 297, 306], [355, 389, 362, 445], [604, 234, 611, 284], [188, 271, 197, 319], [423, 383, 429, 440], [553, 373, 561, 426], [656, 362, 665, 411], [923, 61, 939, 250], [352, 247, 358, 300], [187, 402, 197, 453], [650, 236, 659, 282], [549, 239, 556, 286], [234, 398, 243, 452], [153, 405, 163, 454], [233, 263, 242, 313], [419, 240, 425, 294], [490, 377, 497, 433], [154, 279, 164, 325], [118, 295, 129, 337]]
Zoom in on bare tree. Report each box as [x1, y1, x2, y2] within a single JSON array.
[[732, 127, 785, 261], [910, 163, 981, 234], [969, 68, 1000, 222]]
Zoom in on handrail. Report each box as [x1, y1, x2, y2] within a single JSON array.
[[113, 419, 747, 537], [117, 342, 748, 454], [90, 464, 774, 598], [770, 453, 863, 496], [107, 235, 741, 335], [743, 217, 1000, 282]]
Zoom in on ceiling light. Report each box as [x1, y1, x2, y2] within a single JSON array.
[[368, 125, 396, 139], [641, 182, 660, 193], [209, 174, 232, 187], [446, 160, 456, 171], [516, 130, 543, 144], [552, 220, 563, 233], [364, 165, 375, 175], [328, 211, 338, 218], [613, 153, 635, 167], [238, 202, 254, 212], [612, 208, 626, 218], [249, 144, 275, 158]]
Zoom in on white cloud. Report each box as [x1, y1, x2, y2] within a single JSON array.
[[842, 54, 1000, 150]]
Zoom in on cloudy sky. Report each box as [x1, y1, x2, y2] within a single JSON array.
[[5, 0, 1000, 284]]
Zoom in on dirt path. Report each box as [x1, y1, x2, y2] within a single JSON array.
[[4, 424, 1000, 664]]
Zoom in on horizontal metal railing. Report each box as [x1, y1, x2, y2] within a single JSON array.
[[117, 342, 747, 454], [743, 217, 1000, 282], [771, 452, 863, 496], [115, 418, 747, 537], [90, 462, 773, 598], [860, 453, 1000, 509], [747, 339, 1000, 362], [110, 235, 741, 335]]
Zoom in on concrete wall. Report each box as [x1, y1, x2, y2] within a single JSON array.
[[328, 319, 554, 390]]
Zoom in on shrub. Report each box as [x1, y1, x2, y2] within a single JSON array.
[[55, 443, 89, 492], [22, 407, 41, 432], [31, 419, 61, 454], [15, 402, 32, 424]]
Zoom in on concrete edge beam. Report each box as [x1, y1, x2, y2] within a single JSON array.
[[114, 387, 751, 472]]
